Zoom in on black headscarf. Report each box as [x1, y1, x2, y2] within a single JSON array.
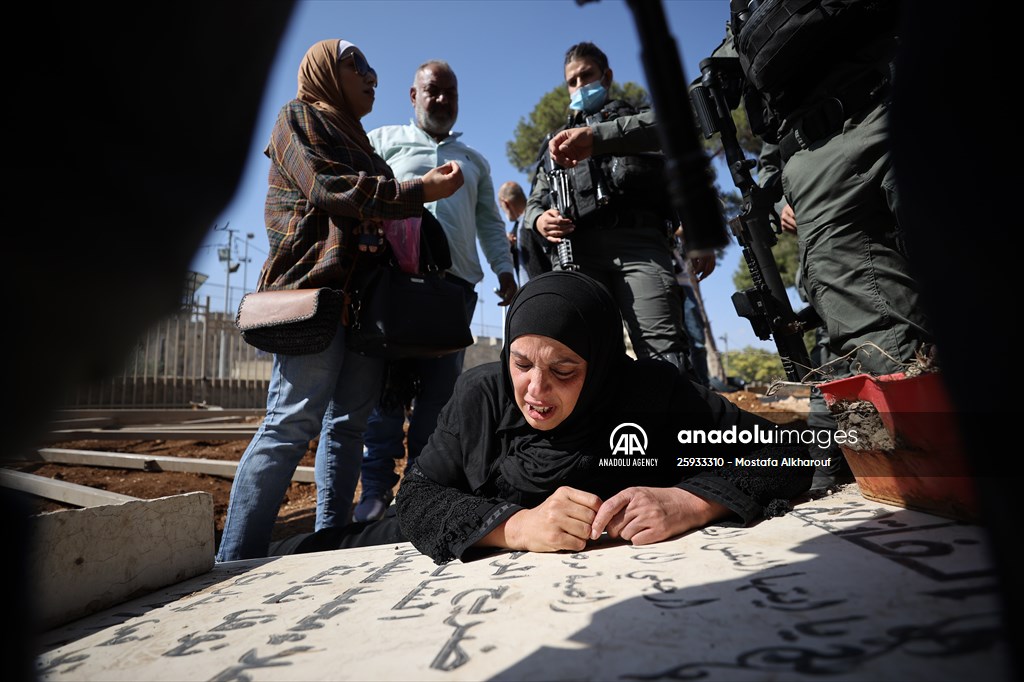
[[496, 271, 628, 494]]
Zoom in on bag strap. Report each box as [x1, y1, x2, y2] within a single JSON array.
[[340, 249, 364, 327], [419, 209, 454, 275], [420, 221, 440, 273]]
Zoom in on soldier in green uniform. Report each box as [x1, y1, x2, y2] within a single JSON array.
[[730, 0, 931, 377]]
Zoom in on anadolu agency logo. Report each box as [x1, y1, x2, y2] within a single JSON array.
[[600, 423, 658, 467]]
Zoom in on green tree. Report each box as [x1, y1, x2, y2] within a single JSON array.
[[506, 82, 651, 177], [724, 346, 785, 384]]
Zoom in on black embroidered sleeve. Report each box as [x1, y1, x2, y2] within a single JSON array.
[[396, 463, 523, 564]]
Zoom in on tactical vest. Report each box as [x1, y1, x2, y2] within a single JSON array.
[[551, 99, 673, 229], [732, 0, 898, 137]]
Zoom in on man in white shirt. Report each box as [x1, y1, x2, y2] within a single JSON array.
[[353, 60, 517, 521]]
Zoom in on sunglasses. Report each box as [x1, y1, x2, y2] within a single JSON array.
[[345, 52, 377, 83]]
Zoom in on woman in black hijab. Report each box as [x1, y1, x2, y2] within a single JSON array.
[[396, 271, 812, 564]]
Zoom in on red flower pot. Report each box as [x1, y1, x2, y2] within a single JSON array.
[[818, 371, 979, 522]]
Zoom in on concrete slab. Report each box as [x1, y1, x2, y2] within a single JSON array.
[[1, 469, 139, 507], [28, 448, 316, 483], [36, 487, 1011, 681], [31, 492, 214, 631]]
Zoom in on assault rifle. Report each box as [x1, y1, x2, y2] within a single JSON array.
[[542, 108, 621, 272], [688, 56, 819, 383], [542, 150, 580, 271]]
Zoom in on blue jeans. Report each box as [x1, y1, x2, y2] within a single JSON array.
[[356, 278, 478, 499], [216, 323, 385, 562]]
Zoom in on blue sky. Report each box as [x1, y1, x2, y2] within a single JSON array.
[[190, 0, 778, 352]]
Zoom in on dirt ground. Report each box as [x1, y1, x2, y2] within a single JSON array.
[[9, 390, 804, 550]]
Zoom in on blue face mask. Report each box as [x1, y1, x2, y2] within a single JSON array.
[[569, 81, 608, 114]]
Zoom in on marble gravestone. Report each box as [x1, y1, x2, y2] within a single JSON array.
[[36, 487, 1011, 681]]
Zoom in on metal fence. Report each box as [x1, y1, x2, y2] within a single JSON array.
[[199, 279, 506, 341], [66, 299, 272, 409], [64, 296, 506, 410]]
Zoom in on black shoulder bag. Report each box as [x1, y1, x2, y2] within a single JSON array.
[[345, 210, 473, 359]]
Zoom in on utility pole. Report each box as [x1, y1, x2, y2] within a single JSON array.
[[213, 222, 240, 381], [214, 222, 240, 315], [243, 233, 255, 294]]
